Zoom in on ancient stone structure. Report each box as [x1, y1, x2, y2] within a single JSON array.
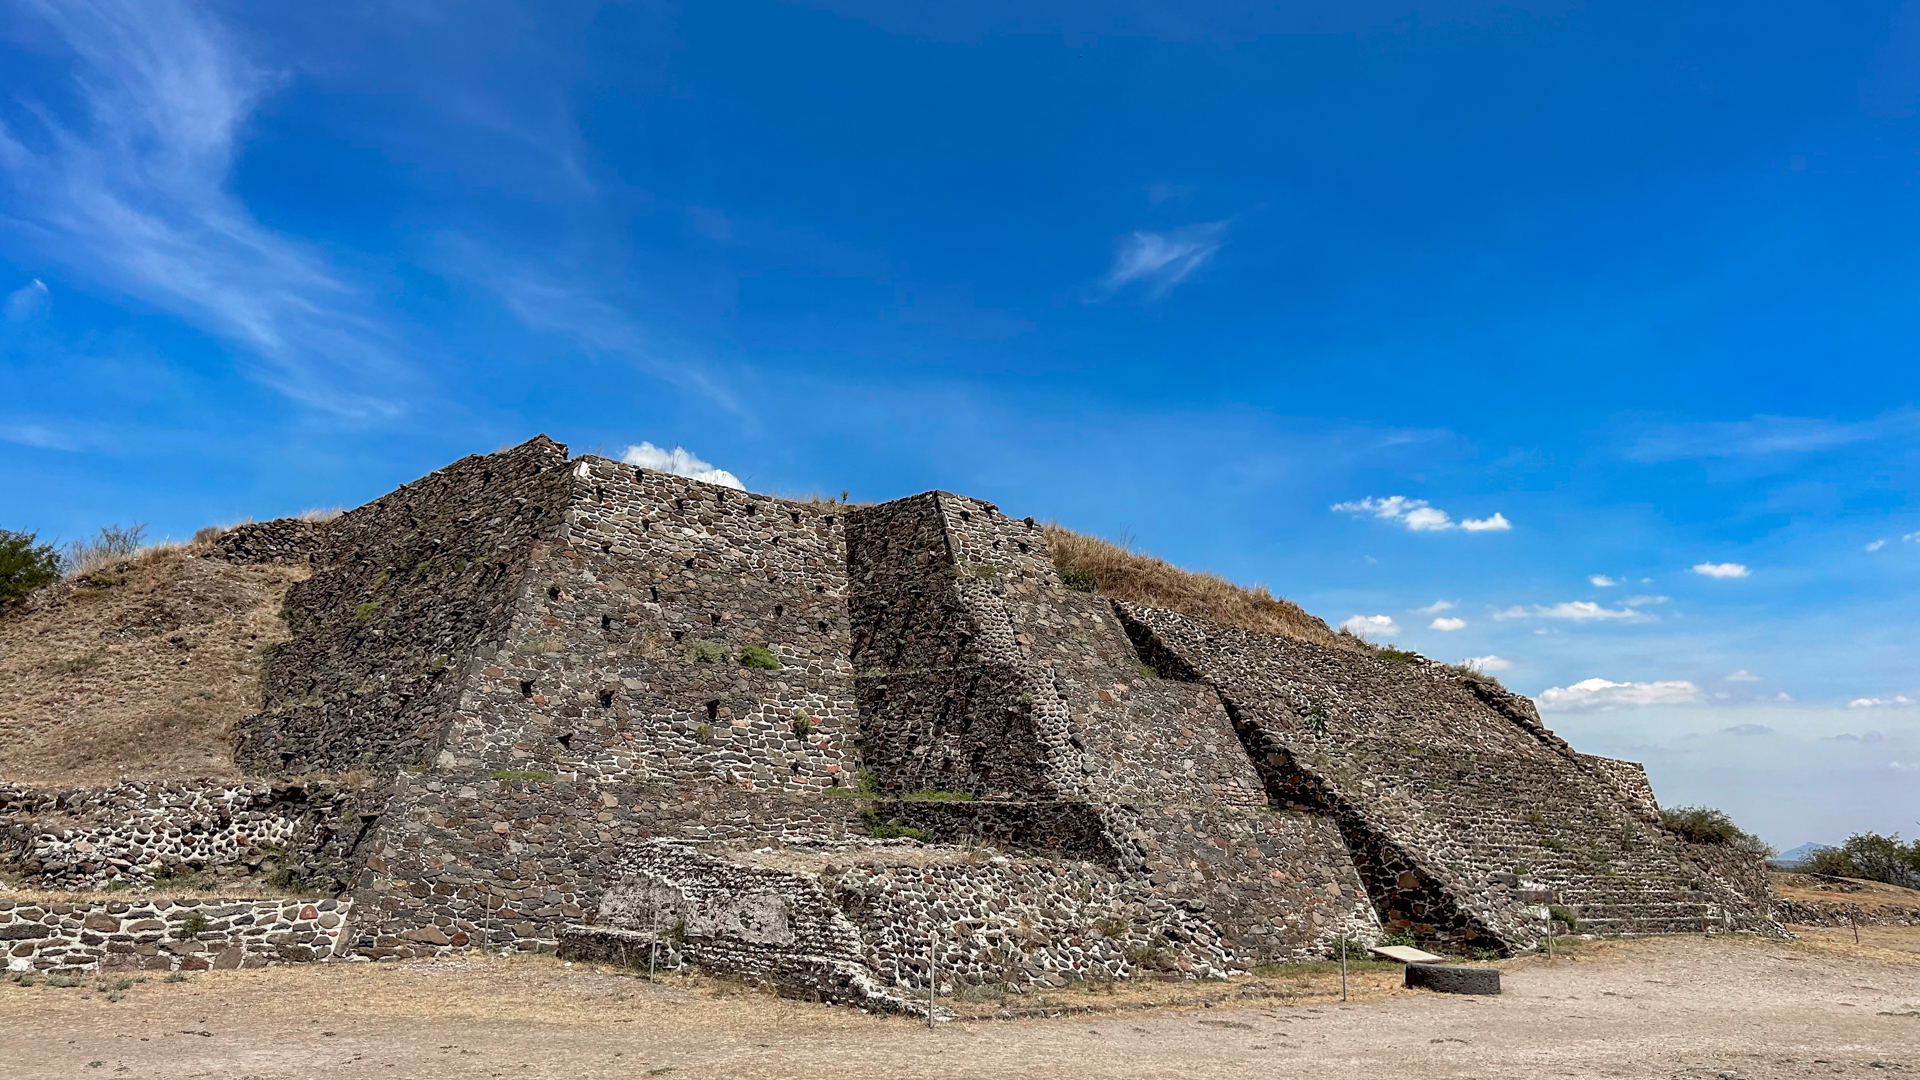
[[0, 436, 1780, 1000]]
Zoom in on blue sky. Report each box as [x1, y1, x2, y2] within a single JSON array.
[[2, 0, 1916, 848]]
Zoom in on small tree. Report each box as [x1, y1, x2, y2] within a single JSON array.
[[1807, 832, 1920, 888], [0, 528, 61, 603], [64, 522, 146, 575]]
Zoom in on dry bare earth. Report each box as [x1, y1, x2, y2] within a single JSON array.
[[2, 930, 1915, 1079], [0, 548, 305, 785]]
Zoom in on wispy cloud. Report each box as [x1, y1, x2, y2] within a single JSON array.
[[620, 442, 744, 489], [0, 0, 403, 417], [1724, 670, 1761, 682], [1411, 599, 1455, 615], [1692, 562, 1750, 579], [1461, 655, 1511, 672], [4, 279, 49, 320], [1429, 616, 1466, 631], [1331, 496, 1510, 533], [1538, 678, 1702, 710], [1867, 539, 1887, 552], [1626, 410, 1920, 462], [1099, 222, 1226, 298], [1848, 695, 1915, 708], [439, 238, 741, 412], [1340, 614, 1400, 639], [1498, 600, 1656, 623], [1589, 574, 1619, 587]]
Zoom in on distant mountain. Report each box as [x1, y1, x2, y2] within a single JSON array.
[[1776, 842, 1833, 864]]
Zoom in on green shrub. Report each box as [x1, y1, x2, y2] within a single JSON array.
[[738, 644, 781, 670], [686, 638, 729, 664], [1659, 805, 1774, 856], [1547, 905, 1580, 931], [791, 709, 815, 740], [1061, 569, 1098, 593], [175, 912, 208, 940], [1806, 832, 1920, 887], [0, 528, 61, 602], [1374, 646, 1420, 664], [866, 818, 934, 841]]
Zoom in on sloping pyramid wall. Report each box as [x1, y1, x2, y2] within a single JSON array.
[[1116, 603, 1781, 947]]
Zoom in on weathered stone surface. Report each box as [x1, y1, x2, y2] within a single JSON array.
[[1404, 963, 1501, 995]]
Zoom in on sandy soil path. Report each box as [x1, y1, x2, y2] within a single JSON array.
[[3, 928, 1916, 1079]]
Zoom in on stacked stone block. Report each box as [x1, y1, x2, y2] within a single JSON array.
[[1, 897, 350, 973]]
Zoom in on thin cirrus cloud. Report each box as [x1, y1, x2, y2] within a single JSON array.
[[620, 442, 744, 490], [1724, 670, 1761, 682], [1331, 496, 1511, 533], [1429, 617, 1466, 631], [1537, 678, 1702, 710], [1411, 600, 1456, 615], [1098, 222, 1227, 298], [1625, 409, 1920, 462], [1848, 695, 1915, 708], [1589, 574, 1620, 587], [0, 0, 404, 418], [4, 279, 49, 320], [1692, 562, 1751, 579], [1339, 614, 1400, 639]]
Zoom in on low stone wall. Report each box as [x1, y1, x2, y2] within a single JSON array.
[[0, 897, 351, 973], [1775, 898, 1920, 928], [212, 518, 326, 565], [0, 780, 378, 892]]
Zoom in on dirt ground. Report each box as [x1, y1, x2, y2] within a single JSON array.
[[2, 927, 1916, 1080], [0, 547, 303, 785]]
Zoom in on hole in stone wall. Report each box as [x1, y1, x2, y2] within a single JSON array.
[[790, 511, 801, 524], [549, 586, 561, 600], [650, 586, 659, 602], [643, 519, 652, 531], [747, 502, 758, 515], [710, 613, 722, 625], [774, 604, 784, 617], [1024, 516, 1035, 529], [634, 468, 645, 482], [817, 620, 829, 634], [557, 732, 574, 749], [601, 615, 611, 631], [520, 680, 534, 697], [596, 487, 606, 504], [706, 700, 719, 720], [790, 762, 801, 774], [959, 510, 971, 521], [676, 499, 687, 511], [1017, 542, 1029, 553], [598, 689, 614, 708], [670, 629, 684, 642], [825, 516, 835, 526], [814, 585, 826, 594], [685, 558, 696, 569]]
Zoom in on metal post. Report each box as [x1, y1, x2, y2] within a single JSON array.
[[928, 930, 937, 1029], [1547, 913, 1555, 965], [1852, 910, 1860, 945], [1340, 938, 1348, 1002]]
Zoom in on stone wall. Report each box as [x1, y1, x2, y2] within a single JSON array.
[[0, 780, 380, 892], [1115, 602, 1782, 948], [233, 436, 573, 774], [1, 897, 350, 973], [212, 518, 326, 565]]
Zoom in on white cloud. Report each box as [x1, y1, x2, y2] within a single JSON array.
[[1429, 617, 1466, 631], [1692, 562, 1751, 579], [1867, 539, 1887, 552], [1848, 695, 1915, 709], [1461, 655, 1511, 672], [1532, 601, 1651, 622], [1891, 761, 1919, 773], [1589, 574, 1619, 587], [1331, 496, 1511, 534], [1622, 595, 1669, 607], [1411, 600, 1456, 615], [1724, 670, 1761, 682], [1100, 222, 1226, 297], [1775, 692, 1793, 702], [1340, 614, 1400, 639], [0, 0, 402, 417], [1906, 531, 1920, 543], [1538, 678, 1702, 711], [1722, 724, 1774, 736], [621, 442, 744, 489], [4, 279, 49, 320], [1492, 605, 1529, 621]]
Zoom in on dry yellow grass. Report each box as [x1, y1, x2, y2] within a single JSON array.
[[1043, 525, 1363, 652], [0, 544, 307, 784]]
